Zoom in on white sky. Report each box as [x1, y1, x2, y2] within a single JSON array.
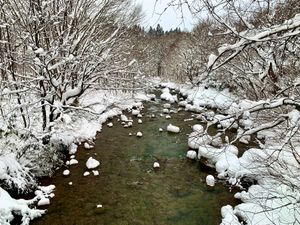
[[135, 0, 198, 31]]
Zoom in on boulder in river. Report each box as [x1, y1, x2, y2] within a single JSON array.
[[167, 124, 180, 133], [86, 157, 100, 169]]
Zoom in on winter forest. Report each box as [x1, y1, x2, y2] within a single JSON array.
[[0, 0, 299, 224]]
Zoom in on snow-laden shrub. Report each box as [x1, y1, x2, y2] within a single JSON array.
[[0, 132, 64, 192], [0, 187, 45, 225], [0, 153, 35, 192]]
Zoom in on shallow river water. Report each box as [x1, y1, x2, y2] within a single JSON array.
[[32, 96, 240, 225]]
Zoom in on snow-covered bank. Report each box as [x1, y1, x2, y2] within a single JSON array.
[[0, 187, 44, 225], [159, 80, 300, 225], [0, 88, 152, 224]]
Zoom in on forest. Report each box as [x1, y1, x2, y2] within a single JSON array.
[[0, 0, 299, 224]]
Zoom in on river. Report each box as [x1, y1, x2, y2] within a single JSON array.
[[32, 93, 240, 225]]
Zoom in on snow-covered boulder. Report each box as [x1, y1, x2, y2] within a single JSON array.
[[132, 109, 140, 116], [220, 205, 240, 225], [192, 124, 204, 133], [163, 103, 171, 109], [153, 162, 160, 168], [84, 142, 93, 149], [188, 132, 212, 149], [167, 124, 180, 133], [121, 114, 128, 122], [69, 159, 78, 165], [160, 88, 178, 103], [37, 198, 50, 206], [136, 132, 143, 137], [92, 170, 99, 176], [133, 102, 143, 108], [165, 115, 171, 119], [159, 128, 163, 132], [83, 171, 90, 177], [178, 101, 188, 107], [186, 150, 197, 159], [138, 119, 142, 124], [69, 143, 78, 155], [107, 122, 113, 127], [86, 157, 100, 169], [206, 175, 215, 187], [163, 109, 169, 114], [63, 170, 70, 176], [211, 136, 223, 147]]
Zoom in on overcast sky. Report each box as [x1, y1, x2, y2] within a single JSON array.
[[135, 0, 197, 31]]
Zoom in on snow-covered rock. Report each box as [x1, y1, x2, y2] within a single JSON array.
[[192, 124, 204, 133], [127, 121, 133, 127], [165, 115, 171, 119], [133, 102, 143, 108], [136, 132, 143, 137], [83, 171, 90, 177], [86, 157, 100, 169], [153, 162, 160, 168], [63, 170, 70, 176], [69, 143, 78, 154], [92, 170, 99, 176], [69, 159, 78, 165], [188, 132, 212, 149], [163, 103, 171, 109], [178, 101, 188, 107], [132, 109, 140, 116], [120, 114, 128, 122], [211, 136, 223, 147], [137, 114, 143, 118], [160, 88, 178, 103], [107, 122, 113, 127], [163, 109, 169, 114], [37, 198, 50, 206], [84, 142, 93, 149], [220, 205, 240, 225], [159, 128, 163, 132], [138, 119, 142, 124], [186, 150, 197, 159], [167, 124, 180, 133], [206, 175, 215, 187]]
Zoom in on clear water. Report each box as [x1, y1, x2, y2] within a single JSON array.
[[32, 98, 240, 225]]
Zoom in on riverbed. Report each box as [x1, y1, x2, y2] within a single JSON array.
[[32, 94, 240, 225]]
